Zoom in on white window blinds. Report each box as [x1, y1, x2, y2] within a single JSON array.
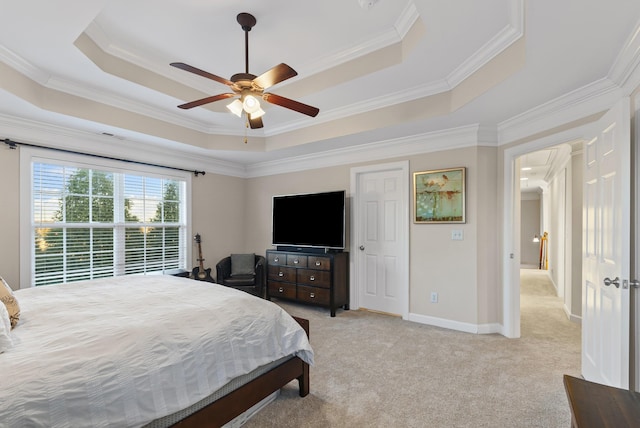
[[31, 160, 188, 286]]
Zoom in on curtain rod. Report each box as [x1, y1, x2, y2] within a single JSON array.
[[2, 138, 205, 177]]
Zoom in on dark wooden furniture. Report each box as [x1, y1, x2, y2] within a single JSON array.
[[266, 249, 349, 317], [172, 317, 310, 427], [563, 374, 640, 427]]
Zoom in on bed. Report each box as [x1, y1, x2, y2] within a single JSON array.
[[0, 275, 313, 427]]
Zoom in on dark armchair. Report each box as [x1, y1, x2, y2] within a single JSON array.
[[216, 254, 266, 298]]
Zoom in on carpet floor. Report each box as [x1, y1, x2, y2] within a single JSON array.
[[244, 268, 581, 427]]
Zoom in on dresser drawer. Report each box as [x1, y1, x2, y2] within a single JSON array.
[[297, 285, 330, 305], [307, 256, 330, 271], [268, 265, 296, 282], [286, 254, 308, 268], [297, 269, 330, 288], [267, 252, 287, 266], [268, 281, 297, 299]]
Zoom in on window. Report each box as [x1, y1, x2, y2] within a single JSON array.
[[27, 151, 189, 286]]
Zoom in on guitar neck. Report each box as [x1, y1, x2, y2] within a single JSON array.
[[197, 244, 205, 269]]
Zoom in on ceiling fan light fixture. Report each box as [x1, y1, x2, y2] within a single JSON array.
[[226, 99, 243, 117], [171, 12, 318, 131], [242, 95, 261, 114], [250, 107, 266, 120]]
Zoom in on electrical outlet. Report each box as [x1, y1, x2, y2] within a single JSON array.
[[430, 292, 438, 303], [451, 229, 463, 240]]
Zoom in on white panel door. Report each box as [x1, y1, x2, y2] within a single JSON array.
[[356, 167, 407, 316], [582, 98, 631, 388]]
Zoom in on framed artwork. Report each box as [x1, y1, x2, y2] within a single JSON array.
[[413, 167, 465, 223]]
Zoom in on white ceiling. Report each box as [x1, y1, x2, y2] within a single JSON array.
[[0, 0, 639, 167]]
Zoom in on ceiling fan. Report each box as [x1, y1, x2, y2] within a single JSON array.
[[171, 12, 319, 129]]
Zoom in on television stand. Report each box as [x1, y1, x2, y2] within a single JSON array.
[[266, 249, 349, 316]]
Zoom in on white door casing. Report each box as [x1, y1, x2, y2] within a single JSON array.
[[582, 98, 631, 388], [350, 161, 409, 319]]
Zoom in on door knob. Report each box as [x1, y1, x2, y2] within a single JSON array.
[[630, 280, 640, 288], [603, 277, 620, 288], [359, 245, 365, 251]]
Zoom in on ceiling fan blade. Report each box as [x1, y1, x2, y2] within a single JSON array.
[[253, 63, 298, 90], [263, 93, 319, 117], [177, 93, 236, 109], [248, 115, 264, 129], [170, 62, 234, 87]]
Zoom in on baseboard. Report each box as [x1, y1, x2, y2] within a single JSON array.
[[408, 313, 501, 334], [563, 305, 582, 324]]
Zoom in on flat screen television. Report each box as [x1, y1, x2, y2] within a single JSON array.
[[272, 190, 346, 250]]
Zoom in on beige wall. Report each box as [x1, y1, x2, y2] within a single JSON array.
[[191, 172, 246, 274], [244, 146, 500, 327], [521, 198, 541, 266], [0, 139, 502, 327], [409, 148, 479, 324], [244, 165, 351, 253], [0, 147, 20, 289], [475, 147, 500, 325]]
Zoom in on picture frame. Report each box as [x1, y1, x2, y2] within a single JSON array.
[[413, 167, 466, 223]]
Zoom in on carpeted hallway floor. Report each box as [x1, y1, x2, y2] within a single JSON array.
[[244, 269, 581, 427]]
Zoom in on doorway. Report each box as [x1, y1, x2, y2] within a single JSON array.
[[519, 145, 578, 336], [503, 131, 586, 338]]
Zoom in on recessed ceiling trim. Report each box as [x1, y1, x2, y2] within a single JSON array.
[[498, 78, 622, 144], [446, 0, 524, 87], [247, 124, 484, 178], [0, 112, 248, 177], [395, 2, 420, 39], [84, 22, 217, 95], [262, 78, 451, 137], [608, 20, 640, 89], [0, 44, 51, 85], [46, 75, 231, 134]]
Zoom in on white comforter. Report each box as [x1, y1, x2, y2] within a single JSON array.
[[0, 275, 313, 427]]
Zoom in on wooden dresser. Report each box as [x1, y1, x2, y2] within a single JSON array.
[[266, 249, 349, 317]]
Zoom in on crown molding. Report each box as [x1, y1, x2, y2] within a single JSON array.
[[263, 78, 451, 137], [498, 78, 623, 144], [247, 124, 484, 178], [47, 75, 229, 133], [0, 113, 247, 177], [447, 0, 524, 87], [608, 19, 640, 91], [0, 44, 51, 85], [499, 16, 640, 145]]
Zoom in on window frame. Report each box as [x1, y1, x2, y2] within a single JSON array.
[[20, 147, 192, 288]]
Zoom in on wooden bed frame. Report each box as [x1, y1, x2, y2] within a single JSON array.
[[172, 316, 310, 427]]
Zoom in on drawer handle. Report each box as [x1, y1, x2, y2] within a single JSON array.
[[310, 275, 315, 281], [293, 259, 299, 264], [315, 261, 321, 266], [310, 293, 315, 298], [278, 272, 284, 277], [278, 287, 284, 293], [274, 257, 279, 262]]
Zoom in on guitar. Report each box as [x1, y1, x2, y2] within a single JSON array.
[[191, 233, 214, 282]]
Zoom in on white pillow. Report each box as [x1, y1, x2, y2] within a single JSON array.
[[0, 302, 13, 353]]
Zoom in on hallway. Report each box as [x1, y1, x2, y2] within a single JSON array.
[[520, 268, 581, 346]]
